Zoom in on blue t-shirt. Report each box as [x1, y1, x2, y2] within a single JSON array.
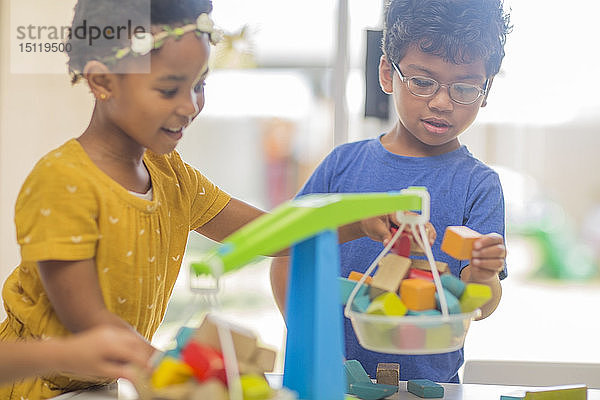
[[297, 136, 506, 382]]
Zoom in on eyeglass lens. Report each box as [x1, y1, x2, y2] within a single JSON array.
[[407, 77, 482, 104]]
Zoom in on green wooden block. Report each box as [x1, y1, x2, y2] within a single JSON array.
[[407, 379, 444, 398]]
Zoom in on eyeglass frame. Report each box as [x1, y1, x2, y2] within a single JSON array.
[[391, 61, 489, 105]]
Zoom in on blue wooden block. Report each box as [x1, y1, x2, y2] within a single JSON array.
[[435, 289, 461, 314], [407, 379, 444, 398], [339, 277, 368, 305], [348, 382, 399, 400], [440, 274, 466, 298]]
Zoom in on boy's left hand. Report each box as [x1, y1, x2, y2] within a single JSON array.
[[469, 233, 506, 281]]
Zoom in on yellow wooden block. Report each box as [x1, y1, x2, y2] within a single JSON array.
[[441, 226, 482, 260], [400, 279, 436, 311], [151, 356, 193, 389], [425, 324, 452, 350], [240, 374, 273, 400], [371, 254, 411, 293], [410, 259, 449, 274], [459, 283, 492, 312], [366, 292, 407, 316]]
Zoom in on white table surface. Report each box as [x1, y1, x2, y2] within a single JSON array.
[[50, 376, 600, 400]]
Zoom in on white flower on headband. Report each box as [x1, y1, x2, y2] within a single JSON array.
[[100, 13, 221, 67], [196, 14, 214, 33], [209, 28, 224, 45], [131, 32, 154, 56]]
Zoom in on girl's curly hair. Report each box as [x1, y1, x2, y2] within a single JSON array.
[[382, 0, 512, 77], [67, 0, 212, 84]]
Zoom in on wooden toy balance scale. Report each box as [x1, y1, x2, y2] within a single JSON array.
[[192, 187, 479, 400]]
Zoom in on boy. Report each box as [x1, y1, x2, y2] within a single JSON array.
[[271, 0, 511, 382]]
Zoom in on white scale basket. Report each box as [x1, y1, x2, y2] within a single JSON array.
[[344, 189, 480, 355]]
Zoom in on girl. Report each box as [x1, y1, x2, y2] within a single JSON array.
[[0, 0, 262, 398], [0, 0, 392, 398]]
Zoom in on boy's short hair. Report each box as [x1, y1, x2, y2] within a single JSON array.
[[382, 0, 511, 77]]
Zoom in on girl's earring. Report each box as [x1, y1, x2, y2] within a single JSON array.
[[99, 93, 107, 100]]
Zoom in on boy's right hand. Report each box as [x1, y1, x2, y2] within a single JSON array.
[[57, 325, 153, 382], [360, 213, 436, 247]]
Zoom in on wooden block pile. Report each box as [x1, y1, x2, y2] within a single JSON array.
[[135, 314, 280, 400], [339, 226, 492, 351]]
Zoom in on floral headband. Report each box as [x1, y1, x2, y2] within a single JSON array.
[[71, 13, 222, 80]]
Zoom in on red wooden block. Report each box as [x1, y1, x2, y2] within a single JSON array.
[[408, 268, 434, 281], [390, 228, 411, 257], [181, 341, 227, 384]]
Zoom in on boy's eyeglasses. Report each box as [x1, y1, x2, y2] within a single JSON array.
[[392, 62, 488, 105]]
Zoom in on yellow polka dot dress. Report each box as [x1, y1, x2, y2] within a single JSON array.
[[0, 139, 230, 399]]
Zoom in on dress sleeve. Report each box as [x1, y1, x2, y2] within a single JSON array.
[[15, 161, 100, 262], [463, 170, 507, 279], [167, 152, 231, 231]]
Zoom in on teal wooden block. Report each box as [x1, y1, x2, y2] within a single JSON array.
[[344, 359, 372, 385], [407, 379, 444, 398], [175, 326, 195, 350], [352, 293, 371, 313], [407, 309, 441, 316], [440, 274, 466, 298], [164, 348, 180, 359], [339, 277, 368, 305], [435, 289, 461, 314], [348, 382, 399, 400]]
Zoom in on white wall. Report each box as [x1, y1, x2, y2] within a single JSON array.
[[0, 0, 91, 320]]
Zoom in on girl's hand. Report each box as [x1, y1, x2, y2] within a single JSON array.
[[468, 233, 506, 281], [57, 325, 153, 381]]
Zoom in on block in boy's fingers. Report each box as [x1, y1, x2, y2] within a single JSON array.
[[440, 226, 482, 260]]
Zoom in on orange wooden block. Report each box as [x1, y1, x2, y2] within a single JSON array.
[[348, 271, 372, 285], [440, 226, 482, 260], [399, 279, 436, 311]]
